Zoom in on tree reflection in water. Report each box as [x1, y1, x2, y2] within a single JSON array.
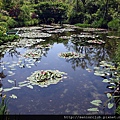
[[63, 37, 118, 70]]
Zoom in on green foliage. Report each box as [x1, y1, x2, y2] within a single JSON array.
[[0, 14, 8, 21], [75, 23, 91, 28], [18, 5, 31, 22], [24, 19, 39, 26], [108, 19, 120, 30], [0, 22, 8, 29], [90, 100, 102, 106], [0, 34, 19, 44], [92, 18, 107, 28], [68, 12, 84, 24], [116, 103, 120, 115], [0, 95, 8, 115], [114, 42, 120, 63], [67, 0, 84, 24], [0, 25, 7, 36], [6, 17, 17, 28], [35, 2, 68, 24]]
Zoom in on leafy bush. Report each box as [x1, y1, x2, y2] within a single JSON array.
[[0, 22, 8, 29], [0, 15, 8, 21], [0, 34, 19, 44], [68, 12, 84, 24], [108, 19, 120, 31], [6, 17, 17, 28], [35, 2, 68, 24], [92, 18, 107, 28], [18, 5, 31, 22], [0, 26, 7, 36]]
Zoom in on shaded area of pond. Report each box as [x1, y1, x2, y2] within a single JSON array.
[[0, 24, 120, 114]]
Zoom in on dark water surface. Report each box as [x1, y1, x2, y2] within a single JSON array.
[[0, 25, 120, 115]]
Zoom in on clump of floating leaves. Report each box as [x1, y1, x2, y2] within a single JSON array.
[[87, 39, 105, 44], [87, 61, 119, 114], [27, 70, 67, 87], [94, 61, 116, 77], [22, 49, 43, 59], [58, 52, 85, 59]]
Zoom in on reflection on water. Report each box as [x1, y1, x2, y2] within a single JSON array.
[[0, 25, 119, 114]]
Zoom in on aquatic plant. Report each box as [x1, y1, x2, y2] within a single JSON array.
[[26, 70, 67, 87], [0, 94, 8, 115], [87, 39, 105, 44], [58, 52, 85, 59], [88, 61, 120, 114], [19, 31, 51, 38], [59, 36, 72, 40], [22, 49, 43, 59]]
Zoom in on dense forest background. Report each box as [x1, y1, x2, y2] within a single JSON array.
[[0, 0, 120, 36]]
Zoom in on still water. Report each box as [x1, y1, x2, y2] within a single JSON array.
[[0, 25, 120, 114]]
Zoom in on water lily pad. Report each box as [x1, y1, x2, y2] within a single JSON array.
[[8, 80, 14, 84], [10, 94, 17, 99], [18, 81, 29, 85], [0, 87, 3, 92], [8, 71, 15, 76], [107, 93, 112, 98], [108, 102, 114, 109], [18, 83, 30, 87], [90, 100, 102, 106], [12, 87, 21, 90], [94, 72, 105, 76], [87, 108, 99, 112], [27, 85, 33, 89], [3, 88, 13, 92], [102, 79, 109, 83]]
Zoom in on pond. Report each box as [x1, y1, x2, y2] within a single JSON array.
[[0, 24, 120, 115]]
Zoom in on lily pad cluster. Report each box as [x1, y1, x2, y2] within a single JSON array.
[[58, 52, 85, 59], [107, 36, 120, 39], [83, 28, 107, 32], [87, 61, 118, 113], [70, 32, 105, 45], [71, 34, 98, 39], [59, 36, 72, 40], [87, 39, 105, 44], [14, 26, 43, 31], [94, 61, 116, 77], [46, 28, 74, 34], [19, 32, 51, 38], [27, 70, 67, 87], [17, 38, 45, 47], [22, 49, 43, 59]]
